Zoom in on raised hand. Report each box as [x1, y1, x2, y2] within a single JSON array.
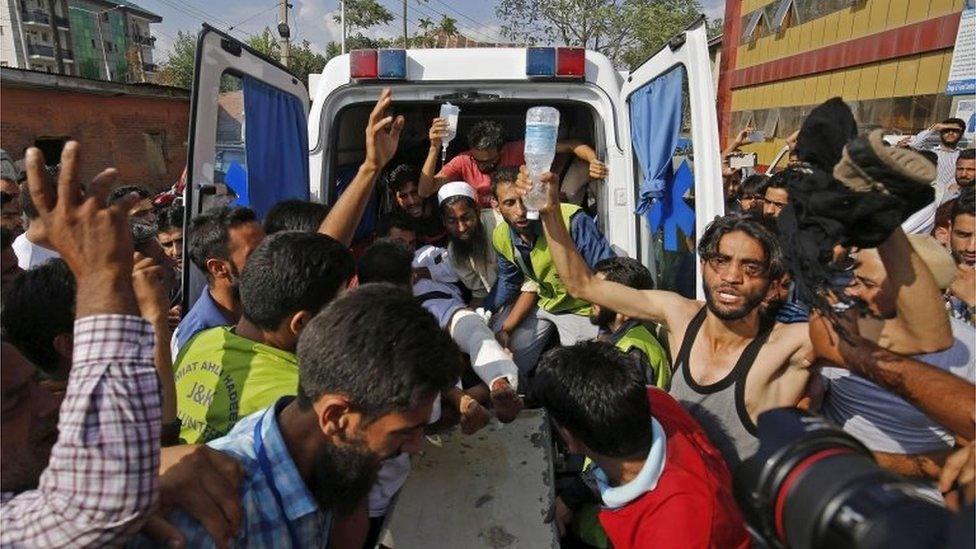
[[24, 141, 140, 317], [364, 88, 406, 171], [515, 165, 561, 213], [429, 117, 449, 149]]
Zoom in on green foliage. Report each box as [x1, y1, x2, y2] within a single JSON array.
[[331, 0, 394, 33], [158, 27, 329, 90], [495, 0, 704, 68]]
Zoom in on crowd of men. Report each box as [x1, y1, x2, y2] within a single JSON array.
[[0, 88, 974, 549]]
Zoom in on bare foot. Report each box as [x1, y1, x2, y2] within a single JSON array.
[[460, 394, 490, 435], [490, 379, 523, 424]]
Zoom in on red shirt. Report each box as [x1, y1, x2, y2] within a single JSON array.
[[597, 388, 750, 549], [437, 140, 525, 207]]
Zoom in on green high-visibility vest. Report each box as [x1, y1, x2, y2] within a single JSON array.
[[616, 323, 672, 390], [492, 204, 591, 315]]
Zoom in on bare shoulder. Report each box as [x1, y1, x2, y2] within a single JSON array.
[[659, 295, 703, 329], [768, 321, 813, 363]]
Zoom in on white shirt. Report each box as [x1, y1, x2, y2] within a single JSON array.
[[909, 130, 961, 188], [12, 233, 59, 269], [821, 317, 976, 454]]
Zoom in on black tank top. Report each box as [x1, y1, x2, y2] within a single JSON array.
[[668, 307, 775, 468]]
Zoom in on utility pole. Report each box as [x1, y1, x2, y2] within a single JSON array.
[[278, 0, 290, 67], [340, 0, 346, 54], [402, 0, 407, 48]]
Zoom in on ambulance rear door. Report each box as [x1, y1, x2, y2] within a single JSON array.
[[182, 24, 310, 311], [617, 17, 722, 300]]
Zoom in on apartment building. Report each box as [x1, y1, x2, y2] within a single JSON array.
[[0, 0, 160, 82]]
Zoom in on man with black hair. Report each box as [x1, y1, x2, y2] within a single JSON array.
[[173, 206, 265, 352], [534, 341, 749, 549], [174, 231, 355, 443], [592, 257, 670, 389], [910, 118, 967, 187], [946, 189, 975, 324], [387, 163, 446, 246], [1, 259, 76, 384], [489, 167, 613, 374], [735, 173, 769, 216], [762, 168, 793, 219], [154, 284, 462, 547], [264, 199, 330, 234], [420, 118, 607, 208], [1, 189, 22, 234], [375, 210, 418, 251], [156, 205, 184, 269], [0, 227, 23, 284], [947, 148, 976, 200], [108, 185, 156, 225], [525, 170, 818, 467], [12, 172, 60, 268]]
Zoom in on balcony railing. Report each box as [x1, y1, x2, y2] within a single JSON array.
[[132, 34, 156, 46], [21, 9, 51, 25], [27, 44, 55, 58], [61, 49, 73, 60], [53, 14, 69, 28], [142, 62, 157, 72]]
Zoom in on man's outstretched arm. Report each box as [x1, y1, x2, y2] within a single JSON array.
[[319, 88, 404, 246], [518, 168, 690, 326]]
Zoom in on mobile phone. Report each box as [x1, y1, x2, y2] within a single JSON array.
[[729, 153, 757, 169]]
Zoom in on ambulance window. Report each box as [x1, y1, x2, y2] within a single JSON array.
[[210, 72, 246, 210], [633, 66, 697, 299]]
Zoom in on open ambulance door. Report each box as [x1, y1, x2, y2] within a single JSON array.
[[182, 24, 310, 312], [618, 17, 722, 301]]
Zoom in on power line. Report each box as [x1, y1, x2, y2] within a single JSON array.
[[149, 0, 254, 40], [426, 0, 508, 43], [407, 0, 506, 45], [228, 1, 280, 32]]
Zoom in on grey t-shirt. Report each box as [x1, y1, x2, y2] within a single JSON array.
[[821, 317, 975, 454]]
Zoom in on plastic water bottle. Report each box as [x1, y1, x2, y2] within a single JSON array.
[[523, 106, 560, 219], [439, 103, 460, 164]]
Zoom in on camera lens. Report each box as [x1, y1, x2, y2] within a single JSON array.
[[736, 408, 951, 549]]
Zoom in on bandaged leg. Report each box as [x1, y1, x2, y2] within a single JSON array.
[[450, 309, 518, 390], [450, 309, 523, 423]]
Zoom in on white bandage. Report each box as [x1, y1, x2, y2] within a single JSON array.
[[449, 309, 518, 391]]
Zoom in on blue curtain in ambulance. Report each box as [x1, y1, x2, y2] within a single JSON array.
[[630, 65, 694, 251], [239, 76, 309, 219]]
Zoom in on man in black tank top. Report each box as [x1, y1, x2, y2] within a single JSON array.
[[524, 170, 816, 468]]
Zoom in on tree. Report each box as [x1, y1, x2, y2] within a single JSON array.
[[158, 30, 196, 89], [495, 0, 702, 67], [332, 0, 394, 37], [158, 27, 329, 90]]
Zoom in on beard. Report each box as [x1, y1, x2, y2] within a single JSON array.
[[449, 223, 489, 266], [307, 437, 381, 516], [589, 305, 616, 328], [703, 282, 766, 321]]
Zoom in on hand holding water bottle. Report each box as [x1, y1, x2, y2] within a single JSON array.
[[523, 106, 560, 219], [515, 166, 560, 215]]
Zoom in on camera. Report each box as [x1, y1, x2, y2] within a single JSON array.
[[734, 408, 953, 549]]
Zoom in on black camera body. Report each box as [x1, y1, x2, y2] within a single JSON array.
[[735, 408, 953, 549]]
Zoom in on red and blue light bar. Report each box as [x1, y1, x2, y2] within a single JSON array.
[[526, 47, 585, 79], [350, 49, 407, 80]]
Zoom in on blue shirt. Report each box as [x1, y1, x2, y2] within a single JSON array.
[[174, 285, 232, 353], [132, 397, 332, 548], [486, 211, 614, 312]]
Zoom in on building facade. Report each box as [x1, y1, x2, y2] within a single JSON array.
[[717, 0, 970, 164], [0, 0, 159, 82], [0, 67, 189, 190]]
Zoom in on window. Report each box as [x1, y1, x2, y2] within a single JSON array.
[[91, 39, 96, 48], [34, 137, 69, 165], [771, 0, 800, 33], [144, 132, 167, 176]]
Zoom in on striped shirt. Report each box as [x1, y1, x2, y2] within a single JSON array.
[[909, 130, 961, 189], [132, 397, 332, 548], [0, 315, 160, 547]]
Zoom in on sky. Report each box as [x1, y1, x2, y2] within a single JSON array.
[[146, 0, 726, 63]]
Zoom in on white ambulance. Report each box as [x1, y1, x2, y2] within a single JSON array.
[[184, 17, 722, 302]]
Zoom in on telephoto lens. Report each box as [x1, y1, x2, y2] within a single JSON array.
[[735, 408, 951, 549]]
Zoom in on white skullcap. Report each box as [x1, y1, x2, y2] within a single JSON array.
[[437, 181, 477, 205]]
